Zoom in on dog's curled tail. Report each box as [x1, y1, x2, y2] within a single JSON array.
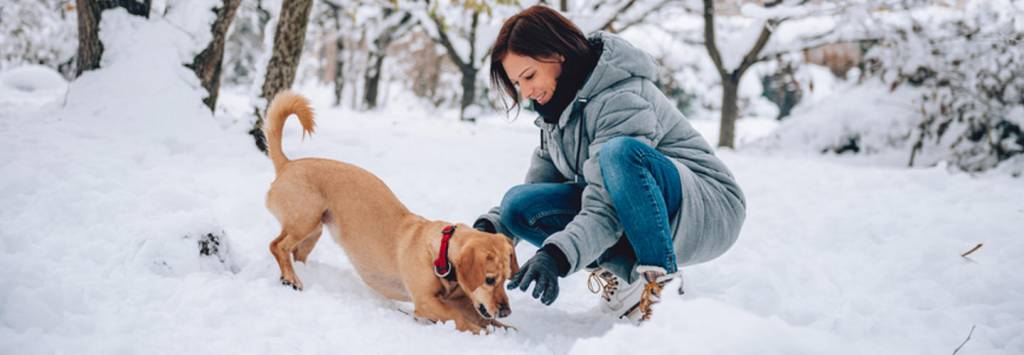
[[264, 90, 315, 174]]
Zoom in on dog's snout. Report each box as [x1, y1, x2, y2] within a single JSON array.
[[477, 304, 494, 319], [498, 302, 511, 318]]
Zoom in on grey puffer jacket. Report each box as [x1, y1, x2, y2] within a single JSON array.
[[478, 32, 746, 283]]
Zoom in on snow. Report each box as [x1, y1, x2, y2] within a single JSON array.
[[2, 4, 1023, 355], [751, 79, 921, 162], [0, 65, 67, 92], [0, 65, 68, 106]]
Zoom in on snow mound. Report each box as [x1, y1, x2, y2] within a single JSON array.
[[0, 64, 67, 93]]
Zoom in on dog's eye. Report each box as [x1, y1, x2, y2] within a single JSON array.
[[485, 277, 496, 286]]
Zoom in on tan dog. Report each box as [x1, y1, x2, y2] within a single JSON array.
[[261, 91, 518, 334]]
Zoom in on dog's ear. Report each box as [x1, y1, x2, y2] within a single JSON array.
[[504, 237, 520, 278], [455, 243, 483, 288]]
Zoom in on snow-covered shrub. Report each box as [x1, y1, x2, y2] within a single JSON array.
[[651, 52, 700, 116], [865, 2, 1024, 172], [760, 60, 803, 120], [222, 0, 272, 86], [753, 79, 920, 156], [0, 0, 77, 76], [758, 54, 845, 121]]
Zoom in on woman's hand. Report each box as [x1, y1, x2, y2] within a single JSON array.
[[472, 219, 496, 233], [507, 249, 561, 305]]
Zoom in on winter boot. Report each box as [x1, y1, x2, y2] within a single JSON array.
[[620, 266, 677, 322], [587, 267, 645, 314]]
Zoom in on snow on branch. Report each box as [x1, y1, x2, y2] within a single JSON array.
[[572, 0, 674, 34]]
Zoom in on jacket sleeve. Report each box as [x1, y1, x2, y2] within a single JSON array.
[[542, 90, 658, 274], [525, 132, 569, 184]]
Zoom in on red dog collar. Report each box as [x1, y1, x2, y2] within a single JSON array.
[[433, 225, 457, 278]]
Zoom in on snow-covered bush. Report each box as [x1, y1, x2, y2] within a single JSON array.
[[223, 0, 272, 86], [865, 2, 1024, 172], [0, 0, 77, 76], [652, 54, 700, 117], [753, 79, 920, 156]]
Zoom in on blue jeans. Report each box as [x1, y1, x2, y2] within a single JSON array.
[[500, 137, 682, 273]]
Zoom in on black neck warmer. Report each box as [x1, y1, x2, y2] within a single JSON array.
[[534, 38, 603, 124]]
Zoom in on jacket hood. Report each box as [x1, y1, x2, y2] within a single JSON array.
[[577, 31, 658, 100]]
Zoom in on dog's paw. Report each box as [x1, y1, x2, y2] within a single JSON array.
[[488, 320, 517, 332], [280, 276, 303, 291], [455, 319, 485, 335]]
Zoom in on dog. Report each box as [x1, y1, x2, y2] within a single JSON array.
[[261, 91, 518, 334]]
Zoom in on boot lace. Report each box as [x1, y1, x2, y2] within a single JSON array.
[[587, 270, 619, 301], [637, 279, 664, 321]]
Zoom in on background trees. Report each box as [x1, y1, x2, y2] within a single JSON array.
[[2, 0, 1020, 173]]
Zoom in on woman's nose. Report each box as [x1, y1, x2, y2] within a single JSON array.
[[520, 85, 534, 100]]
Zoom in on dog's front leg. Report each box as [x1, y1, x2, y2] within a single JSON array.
[[412, 296, 482, 334], [486, 319, 517, 332]]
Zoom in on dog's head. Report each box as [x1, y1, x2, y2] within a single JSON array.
[[453, 229, 519, 320]]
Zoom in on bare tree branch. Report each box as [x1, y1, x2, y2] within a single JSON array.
[[427, 11, 468, 67], [468, 6, 477, 66], [736, 18, 781, 76], [702, 0, 728, 79], [595, 0, 636, 32], [614, 0, 675, 33]]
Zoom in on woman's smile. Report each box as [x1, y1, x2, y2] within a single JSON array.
[[534, 90, 549, 104]]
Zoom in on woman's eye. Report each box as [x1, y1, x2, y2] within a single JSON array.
[[485, 277, 496, 286], [525, 74, 535, 80]]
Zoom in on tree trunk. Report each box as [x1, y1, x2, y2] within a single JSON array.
[[459, 66, 478, 122], [460, 10, 480, 122], [187, 0, 242, 111], [333, 35, 345, 107], [250, 0, 314, 153], [75, 0, 151, 78], [362, 11, 411, 110], [322, 1, 345, 107], [701, 0, 775, 148], [428, 8, 479, 121], [363, 51, 385, 110], [718, 79, 739, 149], [559, 0, 568, 11]]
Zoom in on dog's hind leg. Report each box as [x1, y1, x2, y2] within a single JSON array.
[[269, 230, 295, 289], [270, 220, 321, 291], [292, 225, 323, 263]]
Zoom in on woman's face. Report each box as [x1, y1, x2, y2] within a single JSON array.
[[501, 52, 563, 105]]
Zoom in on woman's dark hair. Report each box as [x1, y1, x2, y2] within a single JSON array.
[[489, 5, 592, 114]]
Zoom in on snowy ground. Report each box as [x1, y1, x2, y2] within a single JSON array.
[[1, 12, 1023, 353], [2, 74, 1022, 354]]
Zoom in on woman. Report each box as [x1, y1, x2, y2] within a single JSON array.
[[473, 5, 745, 322]]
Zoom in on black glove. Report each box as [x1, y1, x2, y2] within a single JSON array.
[[507, 245, 569, 305], [473, 219, 496, 233]]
